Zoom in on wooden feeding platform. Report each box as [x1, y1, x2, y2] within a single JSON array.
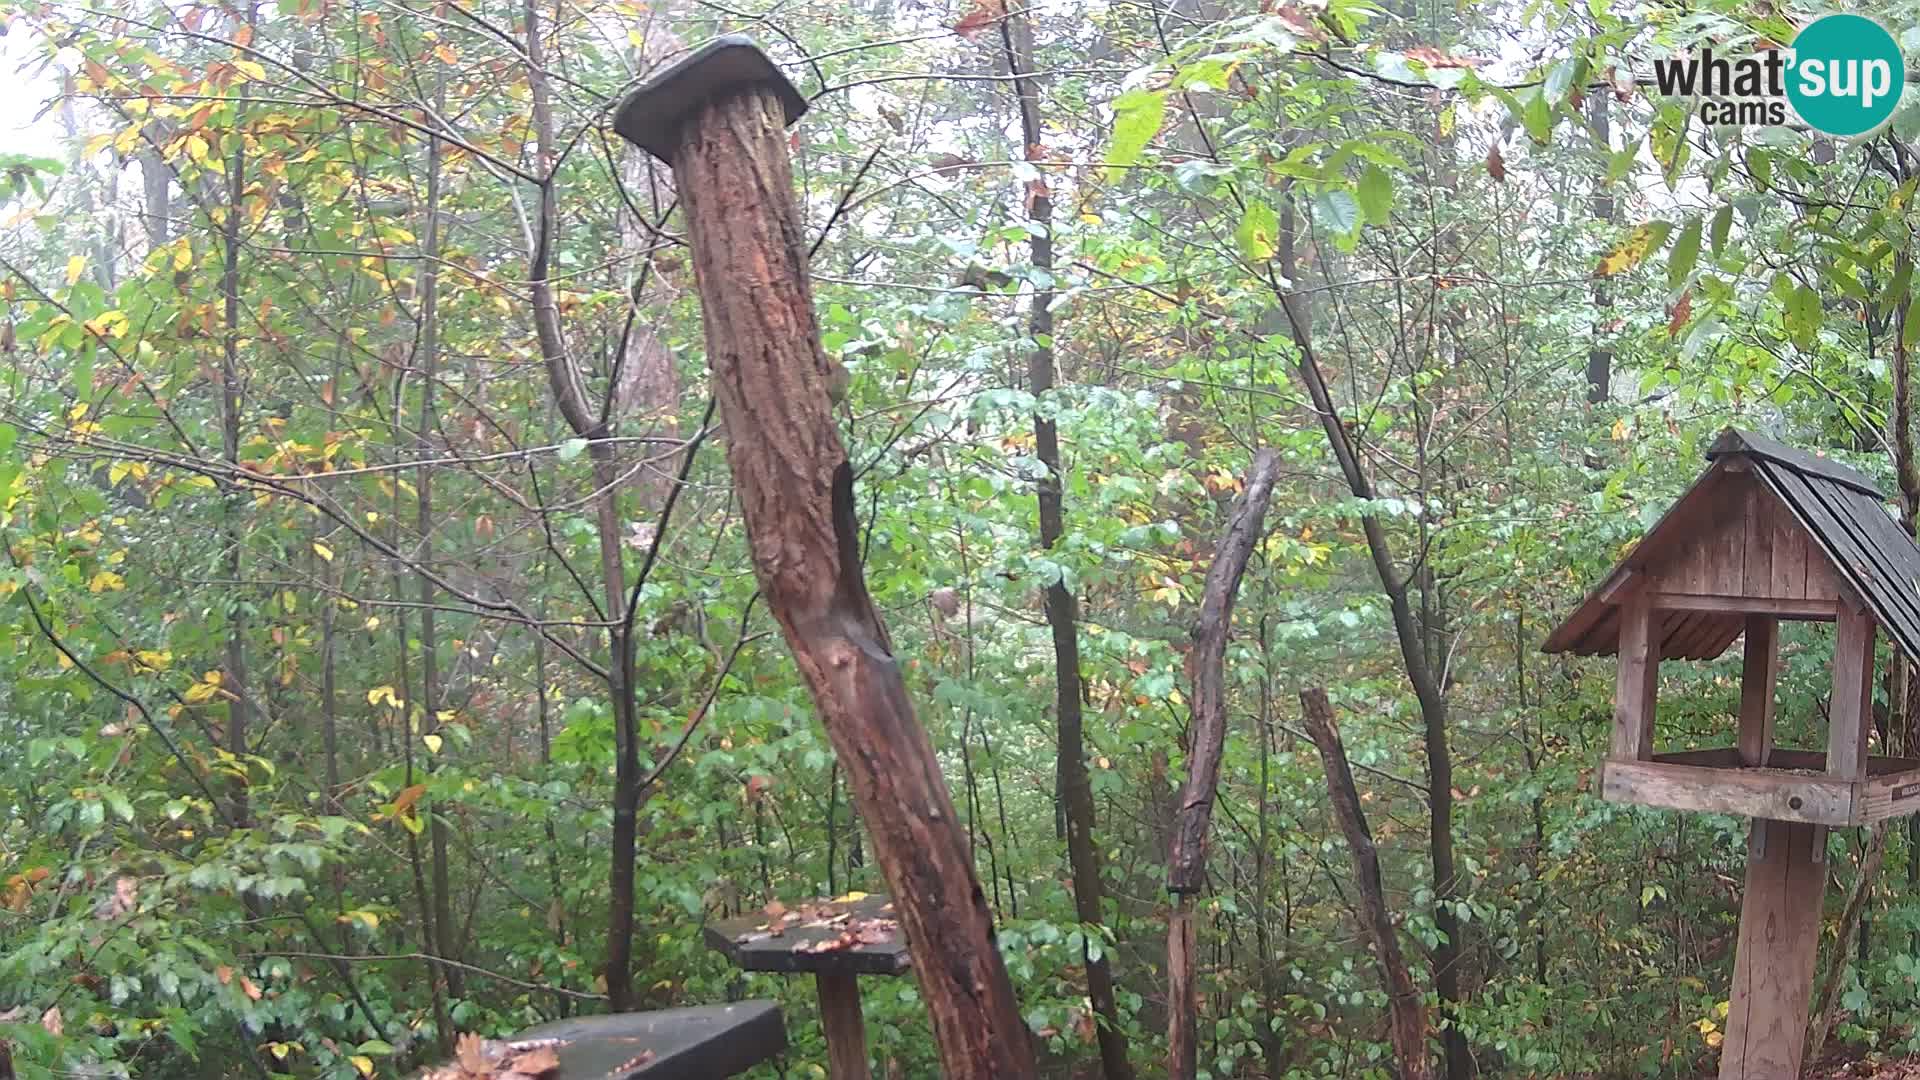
[[1545, 428, 1920, 1078], [705, 893, 909, 1080], [504, 1000, 786, 1079]]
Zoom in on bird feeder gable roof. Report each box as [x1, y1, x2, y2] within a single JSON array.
[[1543, 428, 1920, 663]]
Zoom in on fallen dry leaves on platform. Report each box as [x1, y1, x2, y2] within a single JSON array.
[[730, 894, 900, 954], [418, 1033, 564, 1080]]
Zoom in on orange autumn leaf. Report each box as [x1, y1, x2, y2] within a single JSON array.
[[952, 0, 1005, 40]]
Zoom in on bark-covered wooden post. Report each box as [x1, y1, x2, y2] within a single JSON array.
[[613, 37, 1036, 1079], [1165, 448, 1281, 1080]]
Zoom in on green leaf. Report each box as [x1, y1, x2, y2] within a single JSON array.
[[0, 423, 15, 458], [1544, 58, 1580, 104], [1314, 189, 1360, 236], [1522, 92, 1553, 143], [1668, 218, 1701, 289], [1355, 165, 1393, 227], [1709, 204, 1733, 255], [1903, 292, 1920, 350], [1106, 90, 1166, 183], [557, 438, 587, 461], [1235, 201, 1280, 262], [1785, 284, 1822, 351]]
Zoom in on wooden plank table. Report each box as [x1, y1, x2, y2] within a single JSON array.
[[508, 1000, 785, 1079], [705, 894, 910, 1079]]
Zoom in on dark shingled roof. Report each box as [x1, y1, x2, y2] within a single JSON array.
[[1542, 428, 1920, 663]]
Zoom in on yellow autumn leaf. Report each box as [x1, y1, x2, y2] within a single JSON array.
[[183, 671, 223, 704], [65, 255, 87, 285], [337, 909, 379, 930], [422, 733, 443, 754], [232, 59, 267, 81], [313, 541, 333, 562], [1592, 221, 1671, 278], [834, 891, 869, 903], [88, 571, 125, 593], [350, 1055, 374, 1077], [366, 685, 402, 709]]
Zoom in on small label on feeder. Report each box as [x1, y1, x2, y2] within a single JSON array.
[[1894, 782, 1920, 801]]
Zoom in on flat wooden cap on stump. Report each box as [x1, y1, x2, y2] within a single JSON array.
[[612, 35, 808, 164], [706, 895, 910, 1080]]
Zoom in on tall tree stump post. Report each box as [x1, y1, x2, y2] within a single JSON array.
[[613, 37, 1037, 1079]]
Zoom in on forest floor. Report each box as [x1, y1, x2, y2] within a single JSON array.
[[1808, 1044, 1920, 1077]]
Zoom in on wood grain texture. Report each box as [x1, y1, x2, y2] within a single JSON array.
[[1611, 590, 1658, 761], [1739, 617, 1778, 767], [1719, 819, 1824, 1080], [1165, 897, 1198, 1080], [1601, 759, 1854, 825], [816, 972, 871, 1080], [669, 86, 1034, 1079], [1829, 600, 1876, 781]]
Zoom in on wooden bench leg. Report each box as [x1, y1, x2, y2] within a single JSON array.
[[1720, 818, 1824, 1079], [816, 971, 871, 1080]]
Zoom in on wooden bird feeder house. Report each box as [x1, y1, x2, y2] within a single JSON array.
[[1545, 427, 1920, 1077]]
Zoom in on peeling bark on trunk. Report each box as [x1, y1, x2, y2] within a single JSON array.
[[1166, 448, 1282, 1080], [666, 86, 1035, 1078], [1301, 689, 1433, 1080]]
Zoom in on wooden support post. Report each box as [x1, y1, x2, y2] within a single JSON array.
[[613, 38, 1034, 1079], [1738, 616, 1778, 768], [1611, 590, 1659, 761], [1829, 598, 1875, 780], [1719, 819, 1824, 1079], [816, 972, 870, 1080]]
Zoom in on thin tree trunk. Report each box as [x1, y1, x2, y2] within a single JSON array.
[[394, 600, 453, 1056], [1166, 449, 1282, 1079], [413, 97, 465, 1003], [1276, 206, 1468, 1080], [521, 0, 649, 1010], [996, 12, 1132, 1077], [1300, 689, 1433, 1080], [1587, 92, 1614, 406], [1811, 260, 1920, 1059], [1807, 824, 1887, 1060], [218, 20, 253, 841]]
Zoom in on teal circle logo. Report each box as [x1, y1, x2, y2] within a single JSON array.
[[1785, 14, 1905, 137]]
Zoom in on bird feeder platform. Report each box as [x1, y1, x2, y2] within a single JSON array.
[[508, 1000, 786, 1079], [1546, 428, 1920, 1078], [706, 894, 909, 1079]]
